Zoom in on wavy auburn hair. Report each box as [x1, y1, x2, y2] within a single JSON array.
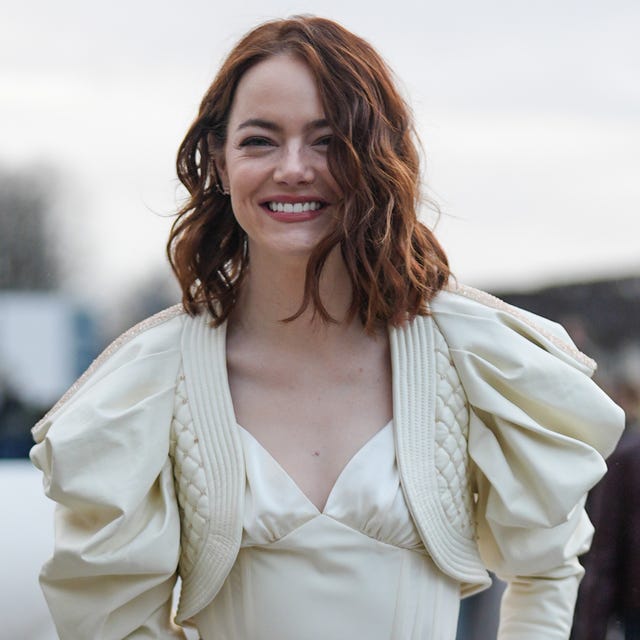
[[167, 15, 450, 331]]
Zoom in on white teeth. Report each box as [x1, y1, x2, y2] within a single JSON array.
[[267, 201, 323, 213]]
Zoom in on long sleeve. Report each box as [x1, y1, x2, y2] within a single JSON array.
[[30, 311, 187, 639], [431, 286, 624, 640]]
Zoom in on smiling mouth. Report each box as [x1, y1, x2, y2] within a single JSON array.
[[265, 201, 326, 213]]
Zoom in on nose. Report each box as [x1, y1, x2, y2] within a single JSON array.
[[273, 144, 314, 185]]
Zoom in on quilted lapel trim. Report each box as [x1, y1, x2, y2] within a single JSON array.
[[391, 315, 489, 585], [176, 315, 245, 623]]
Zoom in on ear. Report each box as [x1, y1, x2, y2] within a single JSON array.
[[213, 151, 229, 193]]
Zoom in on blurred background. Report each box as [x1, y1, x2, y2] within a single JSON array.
[[2, 0, 638, 638]]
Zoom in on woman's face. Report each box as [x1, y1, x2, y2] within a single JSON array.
[[217, 54, 342, 265]]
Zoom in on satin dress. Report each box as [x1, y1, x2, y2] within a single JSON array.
[[193, 422, 461, 639]]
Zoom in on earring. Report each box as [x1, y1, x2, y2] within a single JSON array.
[[215, 183, 230, 196]]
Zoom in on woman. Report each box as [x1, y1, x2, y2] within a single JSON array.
[[31, 16, 624, 640]]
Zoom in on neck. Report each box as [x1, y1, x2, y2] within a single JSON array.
[[228, 246, 360, 346]]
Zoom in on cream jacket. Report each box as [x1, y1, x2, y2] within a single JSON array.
[[30, 284, 624, 640]]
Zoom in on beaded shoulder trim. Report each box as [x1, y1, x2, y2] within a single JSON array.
[[448, 283, 597, 372], [32, 304, 186, 441]]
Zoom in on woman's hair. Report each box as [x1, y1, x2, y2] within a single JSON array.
[[167, 15, 450, 331]]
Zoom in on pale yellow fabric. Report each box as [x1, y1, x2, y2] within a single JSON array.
[[192, 423, 460, 639], [29, 285, 624, 639]]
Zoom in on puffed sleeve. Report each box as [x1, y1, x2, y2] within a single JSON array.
[[30, 310, 187, 639], [430, 286, 624, 640]]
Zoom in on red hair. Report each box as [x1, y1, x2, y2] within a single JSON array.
[[167, 15, 450, 331]]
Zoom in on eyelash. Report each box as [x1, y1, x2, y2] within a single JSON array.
[[237, 135, 332, 148], [238, 136, 273, 147]]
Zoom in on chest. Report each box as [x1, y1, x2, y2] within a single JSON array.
[[226, 337, 393, 511]]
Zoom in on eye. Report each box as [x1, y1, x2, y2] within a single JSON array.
[[238, 136, 275, 148], [313, 134, 332, 147]]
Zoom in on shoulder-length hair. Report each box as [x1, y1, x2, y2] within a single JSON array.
[[167, 15, 450, 332]]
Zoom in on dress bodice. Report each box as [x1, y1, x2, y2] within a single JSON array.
[[192, 422, 461, 639]]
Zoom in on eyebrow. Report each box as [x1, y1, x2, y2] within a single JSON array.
[[236, 118, 330, 133]]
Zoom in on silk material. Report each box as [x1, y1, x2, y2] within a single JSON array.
[[193, 423, 460, 639]]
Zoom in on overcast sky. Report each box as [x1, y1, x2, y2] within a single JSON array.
[[2, 0, 639, 310]]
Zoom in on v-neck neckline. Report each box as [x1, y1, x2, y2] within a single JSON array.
[[237, 421, 393, 514]]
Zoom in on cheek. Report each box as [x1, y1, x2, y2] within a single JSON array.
[[228, 183, 262, 231], [227, 160, 267, 194]]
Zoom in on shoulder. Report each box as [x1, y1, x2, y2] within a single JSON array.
[[427, 281, 596, 374], [31, 304, 201, 442], [423, 281, 624, 468]]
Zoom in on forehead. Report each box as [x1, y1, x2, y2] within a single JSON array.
[[227, 54, 326, 126]]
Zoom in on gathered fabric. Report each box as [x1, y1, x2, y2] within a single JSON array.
[[30, 283, 624, 640]]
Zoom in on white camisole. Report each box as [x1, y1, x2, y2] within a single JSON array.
[[192, 422, 461, 639]]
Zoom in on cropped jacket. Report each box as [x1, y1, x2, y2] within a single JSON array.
[[30, 284, 624, 639]]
